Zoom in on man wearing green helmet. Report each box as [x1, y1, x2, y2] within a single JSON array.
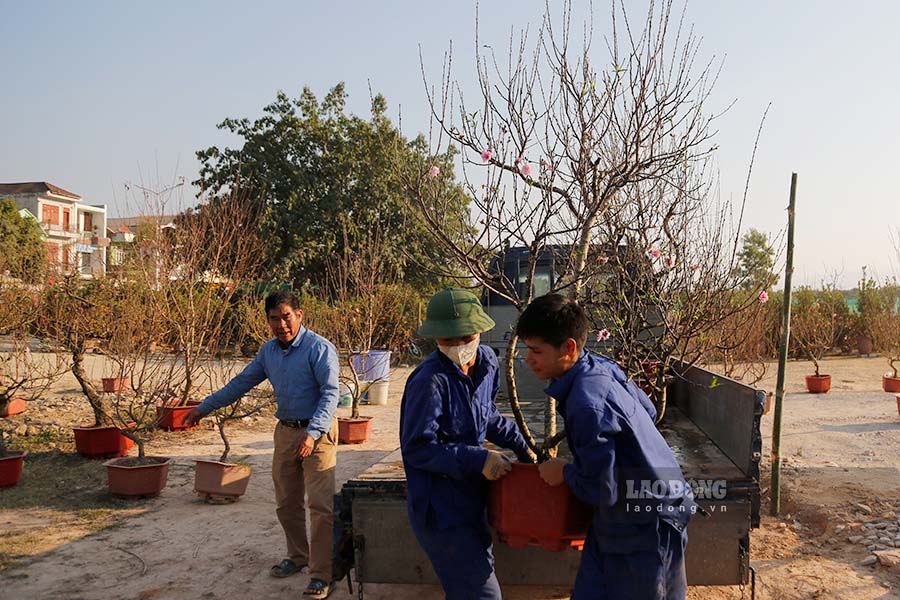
[[400, 287, 534, 600]]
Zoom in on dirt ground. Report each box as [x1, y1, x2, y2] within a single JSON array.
[[2, 355, 900, 599]]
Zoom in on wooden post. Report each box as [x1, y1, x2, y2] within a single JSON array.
[[771, 173, 797, 516]]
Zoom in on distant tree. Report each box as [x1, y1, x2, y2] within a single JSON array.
[[194, 84, 470, 289], [0, 199, 45, 282], [737, 228, 777, 291]]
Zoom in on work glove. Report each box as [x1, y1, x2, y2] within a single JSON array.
[[482, 450, 513, 481]]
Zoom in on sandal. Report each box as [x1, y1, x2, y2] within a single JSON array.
[[303, 578, 332, 599], [270, 558, 308, 578]]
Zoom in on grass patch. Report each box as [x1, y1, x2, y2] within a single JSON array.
[[0, 449, 149, 571]]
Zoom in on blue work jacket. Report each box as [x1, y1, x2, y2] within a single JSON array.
[[400, 346, 530, 531], [547, 351, 696, 553]]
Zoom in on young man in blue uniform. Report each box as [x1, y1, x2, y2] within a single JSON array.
[[516, 293, 695, 600], [400, 288, 534, 600]]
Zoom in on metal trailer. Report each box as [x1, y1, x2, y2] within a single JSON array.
[[338, 363, 762, 599]]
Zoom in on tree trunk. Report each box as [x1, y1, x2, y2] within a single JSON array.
[[217, 418, 230, 462], [504, 334, 540, 457], [543, 397, 558, 458], [71, 346, 112, 427]]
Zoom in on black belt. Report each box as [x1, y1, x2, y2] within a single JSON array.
[[279, 419, 310, 429]]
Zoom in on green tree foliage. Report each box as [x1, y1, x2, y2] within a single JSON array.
[[737, 228, 777, 291], [0, 199, 46, 282], [194, 84, 469, 289]]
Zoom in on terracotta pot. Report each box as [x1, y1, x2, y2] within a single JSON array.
[[857, 336, 874, 355], [895, 395, 900, 417], [883, 376, 900, 394], [1, 397, 26, 418], [156, 400, 202, 431], [338, 416, 372, 444], [101, 377, 130, 393], [805, 374, 832, 394], [104, 456, 172, 498], [489, 463, 592, 551], [73, 424, 135, 458], [0, 450, 28, 488], [194, 459, 252, 502]]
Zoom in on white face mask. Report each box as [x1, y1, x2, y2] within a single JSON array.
[[439, 335, 481, 367]]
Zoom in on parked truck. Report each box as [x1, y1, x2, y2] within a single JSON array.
[[339, 362, 762, 598]]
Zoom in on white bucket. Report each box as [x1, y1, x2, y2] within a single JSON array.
[[367, 380, 390, 406]]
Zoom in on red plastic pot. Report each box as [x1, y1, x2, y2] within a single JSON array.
[[883, 376, 900, 394], [101, 377, 130, 393], [157, 400, 202, 431], [805, 374, 832, 394], [338, 417, 372, 444], [489, 462, 592, 551], [0, 397, 26, 418], [0, 450, 28, 488], [73, 424, 135, 458], [104, 456, 172, 498], [194, 459, 252, 502]]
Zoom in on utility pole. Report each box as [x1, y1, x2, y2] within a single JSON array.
[[771, 173, 797, 516]]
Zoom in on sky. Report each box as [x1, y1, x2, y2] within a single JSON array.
[[2, 0, 898, 289]]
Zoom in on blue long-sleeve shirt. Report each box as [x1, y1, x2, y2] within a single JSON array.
[[196, 326, 339, 440], [400, 346, 530, 530], [547, 351, 695, 553]]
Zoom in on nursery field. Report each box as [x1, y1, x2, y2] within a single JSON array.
[[1, 355, 900, 599]]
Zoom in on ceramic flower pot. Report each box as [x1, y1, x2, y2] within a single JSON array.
[[489, 463, 591, 551], [883, 375, 900, 394], [101, 377, 130, 393], [194, 459, 252, 502], [805, 374, 832, 394], [0, 397, 26, 418], [0, 450, 28, 488], [104, 456, 172, 499], [156, 400, 202, 431], [73, 424, 135, 458], [338, 416, 372, 444]]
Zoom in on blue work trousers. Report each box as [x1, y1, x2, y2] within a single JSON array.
[[572, 522, 688, 600], [411, 518, 503, 600]]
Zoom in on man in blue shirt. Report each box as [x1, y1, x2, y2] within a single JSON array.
[[400, 288, 534, 600], [516, 294, 694, 600], [186, 291, 339, 599]]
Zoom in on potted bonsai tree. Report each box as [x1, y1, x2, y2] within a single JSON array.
[[45, 275, 137, 458], [0, 336, 66, 487], [791, 286, 846, 394], [325, 223, 416, 444], [878, 288, 900, 393], [125, 182, 262, 430], [193, 317, 276, 502]]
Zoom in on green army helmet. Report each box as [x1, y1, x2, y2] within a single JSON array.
[[417, 287, 496, 339]]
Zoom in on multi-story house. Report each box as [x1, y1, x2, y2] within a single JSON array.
[[0, 182, 109, 277]]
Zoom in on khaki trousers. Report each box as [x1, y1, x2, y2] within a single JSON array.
[[272, 419, 337, 582]]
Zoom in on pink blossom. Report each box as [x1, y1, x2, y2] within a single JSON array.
[[520, 163, 532, 177], [758, 290, 769, 303], [481, 149, 492, 162], [666, 255, 676, 269], [428, 165, 440, 178], [648, 248, 662, 260], [596, 329, 611, 342], [515, 156, 523, 165]]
